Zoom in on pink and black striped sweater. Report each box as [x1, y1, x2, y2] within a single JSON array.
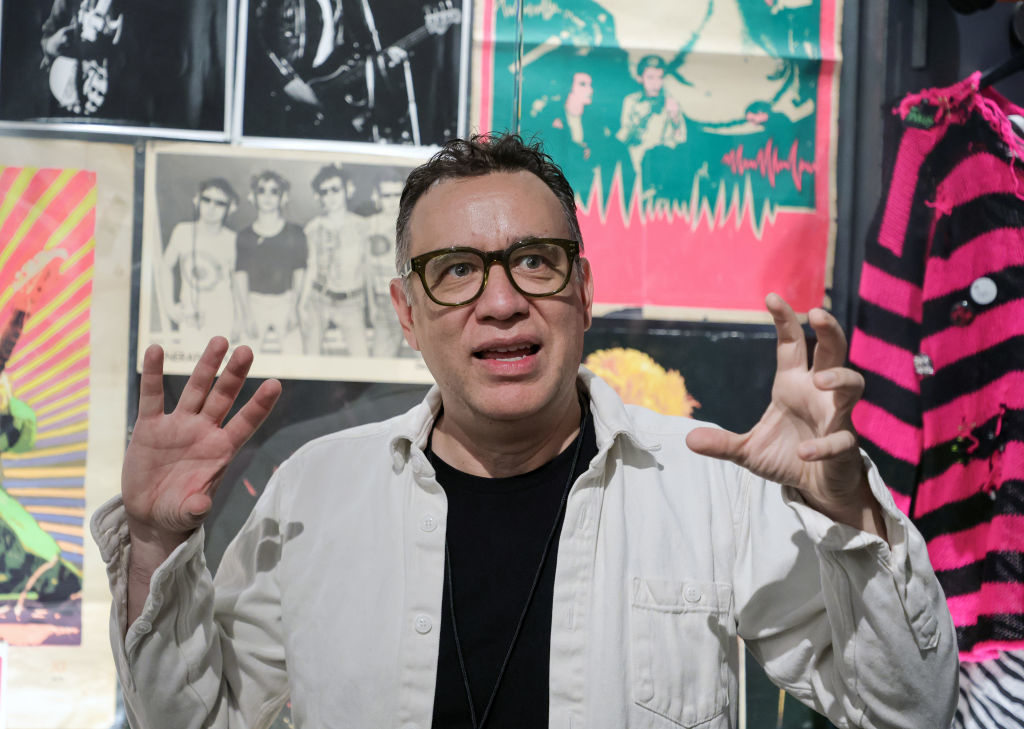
[[850, 73, 1024, 661]]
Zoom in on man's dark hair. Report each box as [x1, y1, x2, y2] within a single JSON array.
[[198, 177, 238, 206], [311, 164, 351, 194], [636, 54, 667, 76], [395, 133, 582, 279], [250, 170, 290, 195]]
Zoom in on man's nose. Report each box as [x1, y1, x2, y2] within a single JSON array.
[[474, 261, 528, 318]]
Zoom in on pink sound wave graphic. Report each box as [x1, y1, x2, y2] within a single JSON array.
[[721, 139, 816, 192], [580, 163, 777, 239]]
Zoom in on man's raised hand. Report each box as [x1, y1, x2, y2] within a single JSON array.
[[122, 338, 282, 554], [685, 294, 884, 536]]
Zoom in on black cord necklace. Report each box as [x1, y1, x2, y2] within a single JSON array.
[[443, 401, 589, 729]]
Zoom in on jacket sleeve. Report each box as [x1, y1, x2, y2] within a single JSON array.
[[90, 469, 293, 729], [733, 454, 958, 729]]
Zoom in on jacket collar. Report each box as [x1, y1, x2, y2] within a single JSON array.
[[387, 366, 660, 472]]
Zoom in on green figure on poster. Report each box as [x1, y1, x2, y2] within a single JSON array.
[[0, 258, 82, 605]]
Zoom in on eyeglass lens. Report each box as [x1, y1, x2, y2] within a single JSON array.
[[422, 241, 571, 304]]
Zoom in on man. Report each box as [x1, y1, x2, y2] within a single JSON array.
[[366, 178, 407, 357], [1, 284, 81, 604], [94, 134, 957, 728], [616, 55, 686, 175], [157, 178, 238, 344], [40, 0, 130, 117], [0, 372, 80, 603], [37, 0, 205, 126], [540, 69, 634, 202], [233, 171, 307, 354], [299, 164, 369, 357]]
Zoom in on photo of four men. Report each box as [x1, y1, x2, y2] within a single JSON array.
[[151, 154, 411, 360]]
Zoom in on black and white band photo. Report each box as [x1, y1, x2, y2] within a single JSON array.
[[0, 0, 232, 134], [237, 0, 468, 145], [139, 143, 433, 383]]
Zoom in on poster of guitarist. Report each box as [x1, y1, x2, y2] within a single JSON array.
[[0, 0, 230, 132], [241, 0, 467, 145]]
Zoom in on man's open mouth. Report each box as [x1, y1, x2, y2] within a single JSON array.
[[474, 345, 540, 362]]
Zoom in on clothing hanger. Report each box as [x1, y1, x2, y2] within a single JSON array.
[[980, 3, 1024, 88], [980, 48, 1024, 88]]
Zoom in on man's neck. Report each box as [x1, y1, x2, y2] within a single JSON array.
[[430, 391, 584, 479], [320, 208, 346, 223], [253, 213, 285, 236], [197, 220, 224, 236], [256, 211, 283, 225]]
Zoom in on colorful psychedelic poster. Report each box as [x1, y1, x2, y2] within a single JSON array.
[[0, 168, 96, 647], [475, 0, 842, 320]]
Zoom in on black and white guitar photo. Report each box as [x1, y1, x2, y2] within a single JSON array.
[[245, 0, 464, 144]]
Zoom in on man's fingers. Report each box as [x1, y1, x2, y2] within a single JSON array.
[[138, 344, 166, 418], [177, 337, 230, 414], [808, 308, 848, 372], [685, 426, 744, 463], [796, 429, 858, 461], [179, 491, 214, 529], [201, 345, 256, 424], [222, 378, 283, 451], [813, 367, 864, 416], [766, 293, 807, 372]]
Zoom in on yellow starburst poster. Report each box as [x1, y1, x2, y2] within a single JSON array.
[[0, 167, 96, 646]]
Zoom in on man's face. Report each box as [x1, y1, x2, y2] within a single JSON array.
[[569, 72, 593, 106], [197, 186, 231, 225], [641, 67, 664, 97], [254, 178, 284, 214], [390, 171, 593, 425], [378, 184, 403, 217], [316, 175, 347, 214]]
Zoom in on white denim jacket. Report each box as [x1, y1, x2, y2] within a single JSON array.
[[92, 368, 958, 729]]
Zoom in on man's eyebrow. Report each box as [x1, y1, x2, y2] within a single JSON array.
[[505, 233, 545, 245]]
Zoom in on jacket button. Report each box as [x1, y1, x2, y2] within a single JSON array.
[[414, 614, 432, 634], [684, 585, 702, 603], [420, 515, 438, 532], [969, 276, 997, 305]]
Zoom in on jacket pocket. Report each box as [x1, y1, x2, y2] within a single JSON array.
[[629, 577, 732, 727]]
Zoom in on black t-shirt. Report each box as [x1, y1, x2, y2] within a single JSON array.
[[428, 415, 598, 729]]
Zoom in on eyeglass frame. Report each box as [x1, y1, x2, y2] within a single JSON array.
[[399, 237, 581, 307], [199, 194, 230, 207]]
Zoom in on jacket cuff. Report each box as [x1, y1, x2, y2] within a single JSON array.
[[90, 496, 209, 668], [780, 454, 941, 651]]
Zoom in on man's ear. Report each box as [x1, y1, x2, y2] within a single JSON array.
[[390, 278, 421, 351], [579, 257, 594, 331]]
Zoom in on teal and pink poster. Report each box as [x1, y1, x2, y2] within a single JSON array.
[[477, 0, 842, 318]]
